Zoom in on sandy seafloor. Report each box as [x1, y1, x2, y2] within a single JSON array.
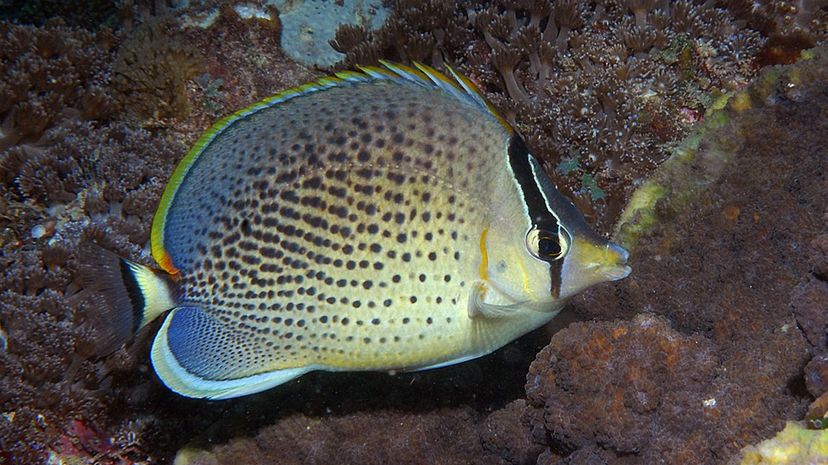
[[0, 1, 827, 464]]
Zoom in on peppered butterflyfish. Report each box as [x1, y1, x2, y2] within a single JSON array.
[[85, 61, 631, 400]]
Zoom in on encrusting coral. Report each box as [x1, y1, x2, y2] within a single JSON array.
[[525, 314, 723, 462], [527, 44, 828, 464]]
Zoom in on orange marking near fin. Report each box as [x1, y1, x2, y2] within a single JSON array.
[[156, 252, 179, 277], [479, 227, 489, 282]]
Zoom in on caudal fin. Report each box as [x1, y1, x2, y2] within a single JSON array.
[[79, 243, 176, 356]]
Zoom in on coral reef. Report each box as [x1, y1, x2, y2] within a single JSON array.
[[0, 119, 184, 462], [794, 221, 828, 430], [0, 21, 116, 152], [526, 314, 723, 462], [480, 400, 544, 465], [331, 0, 828, 230], [161, 3, 317, 134], [527, 45, 828, 463], [1, 1, 827, 464], [0, 4, 316, 463], [527, 311, 811, 462], [111, 20, 203, 126], [178, 400, 541, 465]]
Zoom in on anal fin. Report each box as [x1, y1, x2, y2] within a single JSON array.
[[151, 306, 311, 400]]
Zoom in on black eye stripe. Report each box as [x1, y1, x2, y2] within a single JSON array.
[[508, 136, 557, 225], [508, 135, 563, 297]]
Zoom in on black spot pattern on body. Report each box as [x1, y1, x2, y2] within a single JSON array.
[[161, 78, 512, 376]]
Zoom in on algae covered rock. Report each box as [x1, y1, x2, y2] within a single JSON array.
[[526, 44, 828, 464], [271, 0, 390, 67], [614, 46, 828, 253], [735, 422, 828, 465]]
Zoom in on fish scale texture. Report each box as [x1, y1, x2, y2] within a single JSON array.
[[159, 77, 541, 377]]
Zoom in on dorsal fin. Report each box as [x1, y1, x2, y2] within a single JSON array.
[[150, 61, 511, 272], [361, 61, 511, 132]]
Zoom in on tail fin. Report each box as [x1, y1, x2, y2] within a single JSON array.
[[79, 243, 176, 356]]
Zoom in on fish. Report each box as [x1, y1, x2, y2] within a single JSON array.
[[85, 61, 631, 400]]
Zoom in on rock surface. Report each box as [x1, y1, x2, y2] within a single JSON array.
[[527, 48, 828, 464], [271, 0, 389, 67]]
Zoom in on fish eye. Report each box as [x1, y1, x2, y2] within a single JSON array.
[[526, 226, 569, 261]]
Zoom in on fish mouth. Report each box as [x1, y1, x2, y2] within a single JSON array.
[[559, 238, 632, 298], [602, 264, 632, 281], [602, 243, 632, 281]]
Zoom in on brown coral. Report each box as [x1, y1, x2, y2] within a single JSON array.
[[0, 20, 115, 150], [183, 408, 494, 465], [111, 20, 202, 126], [536, 46, 828, 464], [526, 314, 721, 461]]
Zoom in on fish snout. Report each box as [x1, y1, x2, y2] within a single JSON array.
[[559, 236, 632, 298], [603, 242, 632, 281]]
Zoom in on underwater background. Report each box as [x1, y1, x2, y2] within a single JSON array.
[[0, 0, 826, 463]]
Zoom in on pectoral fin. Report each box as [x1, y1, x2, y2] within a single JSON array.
[[468, 281, 564, 319], [467, 281, 529, 319]]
